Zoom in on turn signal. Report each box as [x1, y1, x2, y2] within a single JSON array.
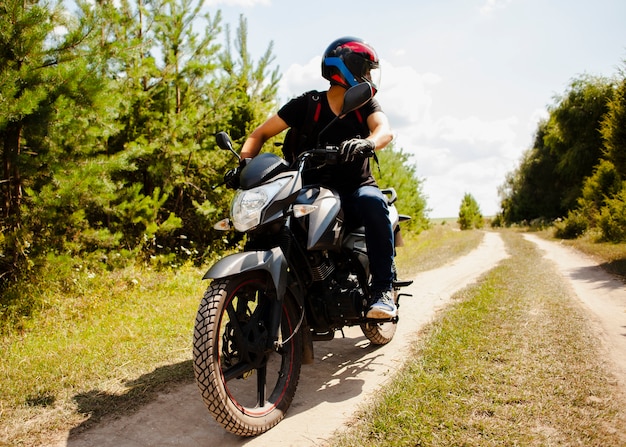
[[213, 218, 231, 231], [293, 205, 318, 218]]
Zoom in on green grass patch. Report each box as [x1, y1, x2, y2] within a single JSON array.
[[396, 224, 484, 278], [332, 231, 626, 446], [0, 263, 205, 445], [0, 224, 481, 446]]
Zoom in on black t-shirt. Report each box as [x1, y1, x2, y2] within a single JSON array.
[[277, 91, 382, 194]]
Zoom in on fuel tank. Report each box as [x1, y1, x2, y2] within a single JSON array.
[[295, 186, 344, 250]]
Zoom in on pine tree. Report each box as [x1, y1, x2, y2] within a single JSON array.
[[458, 193, 483, 230], [0, 0, 116, 280]]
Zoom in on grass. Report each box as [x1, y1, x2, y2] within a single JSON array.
[[0, 222, 477, 446], [395, 222, 484, 278], [329, 231, 626, 446], [4, 223, 625, 446], [0, 264, 205, 446]]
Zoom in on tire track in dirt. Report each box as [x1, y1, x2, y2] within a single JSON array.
[[523, 234, 626, 390]]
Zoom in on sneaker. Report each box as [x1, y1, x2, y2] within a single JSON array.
[[366, 290, 397, 319]]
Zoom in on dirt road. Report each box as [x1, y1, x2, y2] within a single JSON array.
[[53, 232, 626, 446], [522, 234, 626, 387]]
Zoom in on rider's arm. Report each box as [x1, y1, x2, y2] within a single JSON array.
[[240, 114, 289, 159], [366, 110, 394, 150]]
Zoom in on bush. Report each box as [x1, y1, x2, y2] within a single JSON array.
[[554, 210, 588, 239], [598, 185, 626, 242], [490, 214, 504, 228]]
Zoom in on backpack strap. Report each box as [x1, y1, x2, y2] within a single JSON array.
[[303, 91, 322, 140], [281, 91, 322, 163], [354, 108, 363, 125]]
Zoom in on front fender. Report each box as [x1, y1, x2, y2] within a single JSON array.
[[203, 247, 288, 300]]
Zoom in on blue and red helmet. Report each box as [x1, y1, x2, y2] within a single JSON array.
[[321, 37, 381, 94]]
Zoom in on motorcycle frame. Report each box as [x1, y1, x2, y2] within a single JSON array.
[[203, 152, 325, 351]]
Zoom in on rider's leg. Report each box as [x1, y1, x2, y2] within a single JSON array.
[[343, 185, 396, 318]]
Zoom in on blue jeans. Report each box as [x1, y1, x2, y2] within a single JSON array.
[[341, 185, 394, 293]]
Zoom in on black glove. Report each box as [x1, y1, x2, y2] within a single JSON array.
[[223, 158, 249, 189], [340, 138, 376, 162], [223, 167, 241, 189]]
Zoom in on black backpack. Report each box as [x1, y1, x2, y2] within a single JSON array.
[[280, 90, 369, 164], [280, 91, 322, 164]]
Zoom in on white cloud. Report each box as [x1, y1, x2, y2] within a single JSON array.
[[382, 69, 521, 216], [480, 0, 513, 16], [376, 61, 441, 129], [419, 155, 514, 218], [435, 116, 517, 146], [279, 56, 327, 101], [528, 107, 549, 132]]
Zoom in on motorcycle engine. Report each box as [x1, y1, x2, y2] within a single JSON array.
[[308, 253, 366, 328], [326, 272, 364, 322]]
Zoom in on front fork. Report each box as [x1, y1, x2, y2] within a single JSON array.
[[203, 245, 304, 353]]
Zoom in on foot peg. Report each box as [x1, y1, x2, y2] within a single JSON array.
[[393, 279, 413, 288]]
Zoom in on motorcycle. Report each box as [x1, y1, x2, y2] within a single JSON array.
[[192, 83, 413, 436]]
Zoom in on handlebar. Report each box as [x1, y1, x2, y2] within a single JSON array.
[[298, 144, 375, 167], [300, 146, 340, 156], [296, 146, 342, 166]]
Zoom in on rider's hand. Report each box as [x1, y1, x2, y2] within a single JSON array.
[[223, 158, 250, 189], [340, 138, 376, 162]]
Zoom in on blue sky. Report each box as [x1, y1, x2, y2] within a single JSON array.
[[204, 0, 626, 217]]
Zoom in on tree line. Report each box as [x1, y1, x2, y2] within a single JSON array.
[[498, 66, 626, 240], [1, 0, 276, 285], [0, 0, 429, 297]]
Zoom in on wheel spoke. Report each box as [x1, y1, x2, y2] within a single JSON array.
[[257, 365, 267, 405], [222, 361, 254, 382], [225, 302, 248, 357]]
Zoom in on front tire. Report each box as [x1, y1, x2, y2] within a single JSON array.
[[193, 272, 303, 436]]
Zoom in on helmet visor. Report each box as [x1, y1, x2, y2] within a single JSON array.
[[364, 67, 381, 94]]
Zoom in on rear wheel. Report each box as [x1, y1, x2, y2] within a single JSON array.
[[193, 272, 303, 436], [360, 288, 398, 345], [360, 319, 397, 345]]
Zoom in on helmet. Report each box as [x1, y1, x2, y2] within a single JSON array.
[[321, 37, 381, 94]]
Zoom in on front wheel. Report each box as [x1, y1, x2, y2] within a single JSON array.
[[193, 272, 303, 436]]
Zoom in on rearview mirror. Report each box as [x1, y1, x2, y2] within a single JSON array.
[[316, 83, 374, 145], [216, 131, 233, 151], [215, 131, 240, 160], [340, 82, 374, 117]]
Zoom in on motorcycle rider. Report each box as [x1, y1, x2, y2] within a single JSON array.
[[237, 37, 396, 319]]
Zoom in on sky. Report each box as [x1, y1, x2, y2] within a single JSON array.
[[202, 0, 626, 218]]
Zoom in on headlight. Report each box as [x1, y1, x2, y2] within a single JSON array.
[[231, 178, 290, 232]]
